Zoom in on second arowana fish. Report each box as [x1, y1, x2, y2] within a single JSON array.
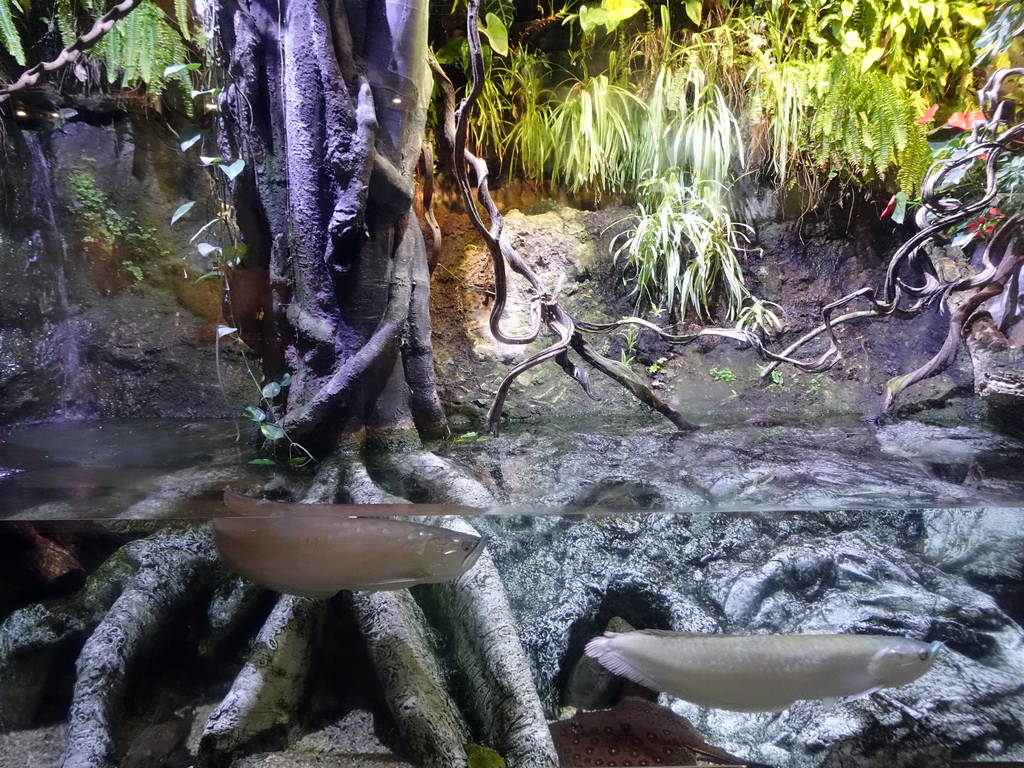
[[213, 505, 487, 598], [585, 629, 942, 711]]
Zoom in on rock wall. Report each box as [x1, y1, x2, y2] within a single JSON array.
[[426, 202, 984, 431], [0, 114, 250, 425]]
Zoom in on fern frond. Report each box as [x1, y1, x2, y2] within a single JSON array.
[[55, 0, 76, 48], [175, 0, 191, 41], [0, 0, 26, 65]]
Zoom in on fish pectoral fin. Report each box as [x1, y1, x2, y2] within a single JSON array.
[[842, 686, 881, 704]]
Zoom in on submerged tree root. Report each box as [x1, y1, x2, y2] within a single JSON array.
[[0, 546, 126, 731], [343, 447, 559, 766], [61, 527, 219, 768], [1, 450, 560, 767], [353, 589, 470, 768], [417, 528, 559, 768], [200, 594, 326, 761]]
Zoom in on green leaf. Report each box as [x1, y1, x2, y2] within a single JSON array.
[[194, 270, 223, 283], [262, 381, 282, 398], [243, 406, 266, 422], [200, 156, 223, 166], [578, 5, 603, 36], [920, 0, 936, 27], [860, 47, 885, 73], [197, 242, 222, 258], [0, 0, 26, 65], [260, 423, 285, 441], [174, 0, 192, 41], [684, 0, 701, 25], [163, 62, 201, 77], [178, 125, 203, 151], [171, 201, 196, 224], [843, 29, 864, 49], [891, 191, 908, 225], [434, 36, 469, 67], [220, 158, 246, 180], [480, 13, 508, 55], [290, 456, 310, 466], [956, 5, 986, 27], [280, 373, 292, 387], [248, 458, 276, 465]]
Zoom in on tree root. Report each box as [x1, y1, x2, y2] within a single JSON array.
[[199, 594, 326, 762], [347, 447, 559, 765], [415, 523, 559, 768], [2, 450, 560, 768], [352, 589, 470, 768], [62, 527, 219, 768], [1, 546, 126, 730]]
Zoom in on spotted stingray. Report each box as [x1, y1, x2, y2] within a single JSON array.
[[549, 696, 769, 767]]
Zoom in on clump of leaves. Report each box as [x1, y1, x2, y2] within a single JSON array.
[[613, 172, 752, 324]]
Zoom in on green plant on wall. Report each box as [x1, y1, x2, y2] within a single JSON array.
[[67, 169, 169, 279], [814, 0, 986, 100], [613, 171, 752, 323], [807, 53, 932, 191]]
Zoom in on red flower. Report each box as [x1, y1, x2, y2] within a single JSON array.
[[880, 195, 897, 218], [946, 109, 986, 130], [917, 104, 939, 125]]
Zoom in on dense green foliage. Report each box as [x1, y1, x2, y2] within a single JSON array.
[[441, 0, 992, 327], [0, 0, 1001, 334]]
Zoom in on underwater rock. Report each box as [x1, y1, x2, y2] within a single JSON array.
[[550, 696, 762, 767], [480, 418, 1024, 512], [480, 508, 1024, 767], [122, 708, 193, 768]]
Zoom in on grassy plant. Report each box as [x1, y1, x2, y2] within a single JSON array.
[[613, 171, 750, 322], [709, 366, 738, 382], [736, 297, 784, 334], [500, 48, 557, 178], [547, 66, 646, 194]]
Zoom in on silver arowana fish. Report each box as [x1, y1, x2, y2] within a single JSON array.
[[213, 504, 487, 598], [585, 629, 942, 712]]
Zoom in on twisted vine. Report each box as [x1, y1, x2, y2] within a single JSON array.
[[434, 5, 698, 435], [0, 0, 144, 102], [756, 67, 1024, 412]]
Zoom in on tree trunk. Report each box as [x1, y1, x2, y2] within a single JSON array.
[[215, 0, 446, 454]]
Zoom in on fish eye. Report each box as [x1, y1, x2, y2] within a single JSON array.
[[918, 651, 929, 660]]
